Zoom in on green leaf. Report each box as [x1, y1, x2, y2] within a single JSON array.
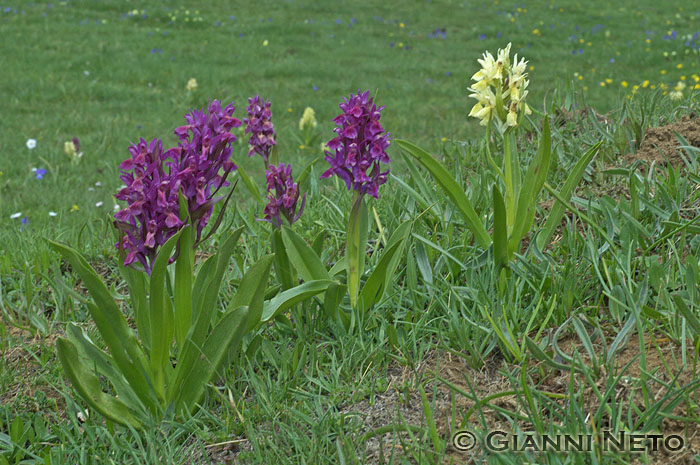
[[48, 240, 155, 410], [281, 226, 331, 282], [347, 195, 368, 309], [510, 116, 551, 254], [149, 227, 186, 400], [191, 227, 244, 343], [229, 254, 274, 332], [311, 230, 326, 257], [396, 139, 491, 248], [674, 294, 700, 340], [65, 323, 145, 414], [57, 338, 143, 428], [536, 141, 602, 250], [524, 337, 572, 371], [492, 186, 508, 271], [296, 156, 322, 187], [271, 229, 296, 290], [174, 213, 194, 351], [414, 240, 433, 286], [323, 281, 347, 323], [176, 307, 250, 411], [358, 221, 411, 310], [261, 280, 334, 322], [118, 261, 149, 351], [235, 165, 263, 204], [328, 256, 347, 277]]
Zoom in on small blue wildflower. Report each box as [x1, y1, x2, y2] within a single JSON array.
[[313, 85, 318, 91], [609, 58, 615, 63], [35, 168, 47, 180], [478, 33, 486, 40]]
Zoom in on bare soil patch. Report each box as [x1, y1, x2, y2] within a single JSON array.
[[625, 115, 700, 167]]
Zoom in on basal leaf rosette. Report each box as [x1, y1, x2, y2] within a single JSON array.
[[468, 42, 532, 133]]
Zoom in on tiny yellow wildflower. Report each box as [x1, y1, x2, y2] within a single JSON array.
[[621, 81, 628, 88], [676, 63, 683, 69], [263, 40, 269, 46], [186, 78, 198, 92], [71, 205, 79, 212], [660, 70, 667, 75]]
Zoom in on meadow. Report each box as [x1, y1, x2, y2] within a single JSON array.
[[1, 0, 700, 464]]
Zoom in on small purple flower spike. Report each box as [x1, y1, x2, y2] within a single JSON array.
[[321, 90, 391, 199], [263, 163, 306, 228], [243, 96, 276, 166]]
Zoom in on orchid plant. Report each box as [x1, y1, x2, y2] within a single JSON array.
[[397, 43, 600, 281], [52, 100, 279, 429], [279, 90, 411, 326]]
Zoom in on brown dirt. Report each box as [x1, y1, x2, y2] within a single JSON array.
[[335, 330, 700, 465], [0, 324, 65, 417], [624, 115, 700, 167]]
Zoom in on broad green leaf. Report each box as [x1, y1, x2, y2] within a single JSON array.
[[328, 256, 347, 277], [536, 141, 602, 250], [358, 221, 411, 310], [311, 230, 326, 257], [119, 263, 149, 351], [229, 254, 274, 331], [174, 214, 194, 351], [271, 229, 296, 290], [149, 227, 186, 400], [414, 240, 432, 286], [235, 165, 263, 204], [281, 226, 331, 282], [176, 307, 249, 411], [492, 186, 508, 271], [66, 322, 145, 414], [510, 117, 551, 254], [396, 139, 491, 248], [347, 195, 368, 309], [324, 282, 347, 323], [57, 338, 142, 429], [191, 227, 244, 342], [261, 280, 334, 322], [48, 240, 154, 410]]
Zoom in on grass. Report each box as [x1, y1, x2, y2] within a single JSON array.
[[2, 0, 700, 464]]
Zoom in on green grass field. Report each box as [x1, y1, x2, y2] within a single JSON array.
[[2, 0, 700, 463]]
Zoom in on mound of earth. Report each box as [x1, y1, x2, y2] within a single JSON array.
[[625, 115, 700, 166]]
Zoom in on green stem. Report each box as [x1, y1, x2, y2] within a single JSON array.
[[503, 130, 518, 237]]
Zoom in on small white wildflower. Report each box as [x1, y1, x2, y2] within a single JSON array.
[[48, 211, 58, 217], [95, 201, 104, 207], [10, 212, 22, 219], [26, 139, 37, 149]]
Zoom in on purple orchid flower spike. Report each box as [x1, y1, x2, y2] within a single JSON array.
[[321, 90, 391, 199], [263, 163, 306, 228], [114, 100, 242, 273], [243, 96, 276, 167]]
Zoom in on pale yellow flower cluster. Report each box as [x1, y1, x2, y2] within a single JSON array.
[[64, 140, 83, 164], [468, 43, 531, 132], [299, 107, 318, 131], [669, 81, 685, 101], [186, 78, 198, 92]]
